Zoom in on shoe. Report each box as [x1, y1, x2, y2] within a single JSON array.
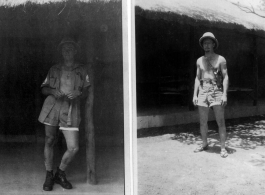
[[220, 149, 228, 158], [194, 144, 209, 153], [54, 167, 73, 189], [43, 171, 54, 191]]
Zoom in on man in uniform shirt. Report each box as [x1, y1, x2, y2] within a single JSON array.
[[38, 38, 90, 191]]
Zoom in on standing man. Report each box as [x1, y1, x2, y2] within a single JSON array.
[[193, 32, 229, 158], [38, 38, 90, 191]]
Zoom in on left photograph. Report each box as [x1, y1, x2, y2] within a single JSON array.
[[0, 0, 124, 194]]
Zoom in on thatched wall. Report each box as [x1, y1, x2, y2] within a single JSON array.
[[0, 1, 123, 146], [136, 6, 265, 106]]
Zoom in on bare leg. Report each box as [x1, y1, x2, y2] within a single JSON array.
[[59, 130, 79, 171], [198, 106, 210, 147], [213, 105, 226, 150], [44, 125, 58, 171]]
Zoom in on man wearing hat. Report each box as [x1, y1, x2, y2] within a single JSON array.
[[192, 32, 229, 158], [38, 37, 90, 191]]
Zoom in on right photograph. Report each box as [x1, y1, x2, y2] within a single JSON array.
[[135, 0, 265, 194]]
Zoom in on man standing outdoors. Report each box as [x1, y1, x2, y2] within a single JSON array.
[[193, 32, 229, 158], [38, 38, 90, 191]]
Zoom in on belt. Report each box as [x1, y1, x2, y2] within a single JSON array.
[[59, 96, 72, 126], [67, 102, 72, 126]]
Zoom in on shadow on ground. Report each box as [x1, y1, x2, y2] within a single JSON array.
[[138, 115, 265, 152]]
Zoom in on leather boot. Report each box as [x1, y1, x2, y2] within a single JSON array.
[[54, 167, 73, 189], [43, 170, 54, 191]]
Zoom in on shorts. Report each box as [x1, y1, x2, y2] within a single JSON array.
[[39, 96, 81, 131], [197, 80, 223, 107]]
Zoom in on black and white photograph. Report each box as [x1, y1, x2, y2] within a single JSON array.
[[135, 0, 265, 194], [3, 0, 265, 194], [0, 0, 125, 194]]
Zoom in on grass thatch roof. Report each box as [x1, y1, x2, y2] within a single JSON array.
[[0, 0, 122, 39], [135, 0, 265, 31], [0, 0, 116, 7]]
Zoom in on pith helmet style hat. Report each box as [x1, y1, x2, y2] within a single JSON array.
[[199, 32, 219, 49], [57, 37, 80, 52]]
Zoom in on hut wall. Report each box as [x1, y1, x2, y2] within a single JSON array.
[[257, 37, 265, 97], [0, 1, 123, 146]]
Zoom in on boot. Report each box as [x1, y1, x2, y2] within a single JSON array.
[[43, 170, 54, 191], [54, 167, 73, 189]]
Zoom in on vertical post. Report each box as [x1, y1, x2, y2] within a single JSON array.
[[85, 62, 96, 184], [124, 0, 137, 194], [252, 30, 258, 106], [188, 25, 195, 111]]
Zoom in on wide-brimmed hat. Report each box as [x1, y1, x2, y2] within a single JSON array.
[[199, 32, 219, 49], [57, 37, 80, 52]]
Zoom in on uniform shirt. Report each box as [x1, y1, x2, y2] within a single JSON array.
[[38, 63, 90, 127]]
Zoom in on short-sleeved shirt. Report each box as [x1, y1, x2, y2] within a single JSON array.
[[38, 63, 90, 127]]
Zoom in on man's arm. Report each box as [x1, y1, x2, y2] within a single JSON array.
[[40, 67, 64, 99], [42, 87, 63, 99], [220, 58, 228, 95], [220, 57, 229, 106], [193, 61, 201, 106], [64, 86, 90, 100]]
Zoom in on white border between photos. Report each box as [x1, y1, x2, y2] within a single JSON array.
[[123, 0, 137, 194]]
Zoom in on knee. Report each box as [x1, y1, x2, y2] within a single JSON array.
[[67, 145, 79, 154], [45, 135, 56, 146]]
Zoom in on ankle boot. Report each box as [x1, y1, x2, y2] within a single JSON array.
[[54, 167, 73, 189], [43, 170, 54, 191]]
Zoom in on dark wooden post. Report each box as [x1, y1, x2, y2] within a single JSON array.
[[188, 25, 195, 111], [252, 30, 258, 106], [85, 62, 97, 184]]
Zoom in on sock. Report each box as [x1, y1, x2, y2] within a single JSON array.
[[44, 161, 53, 172]]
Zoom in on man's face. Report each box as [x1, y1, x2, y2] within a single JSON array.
[[202, 38, 215, 52], [62, 43, 76, 60]]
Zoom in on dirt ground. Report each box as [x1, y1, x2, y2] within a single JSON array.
[[138, 116, 265, 195]]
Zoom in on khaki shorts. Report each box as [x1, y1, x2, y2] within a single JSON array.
[[197, 80, 223, 107], [40, 96, 81, 130]]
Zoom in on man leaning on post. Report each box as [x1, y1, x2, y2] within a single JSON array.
[[38, 37, 90, 191]]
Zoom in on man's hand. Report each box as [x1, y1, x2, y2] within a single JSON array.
[[52, 89, 64, 99], [65, 90, 81, 100], [193, 96, 198, 106], [221, 94, 227, 106]]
